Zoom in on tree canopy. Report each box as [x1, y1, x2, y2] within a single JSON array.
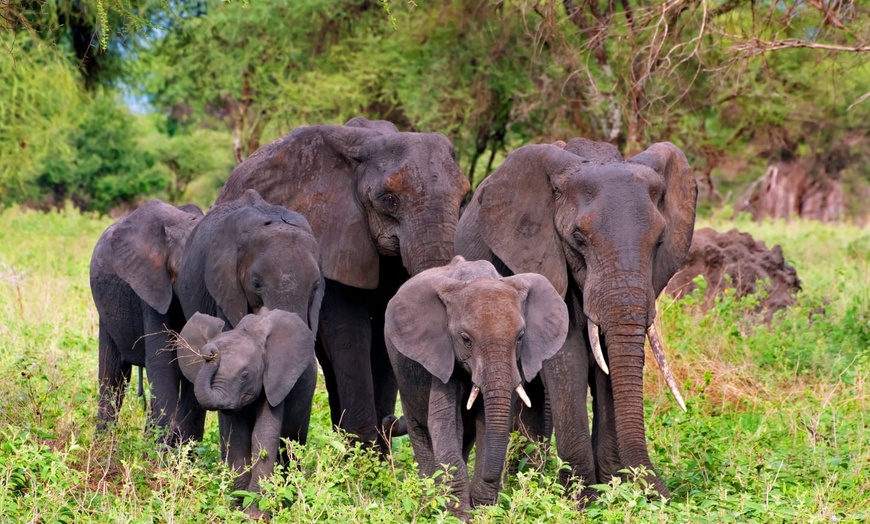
[[1, 0, 868, 219]]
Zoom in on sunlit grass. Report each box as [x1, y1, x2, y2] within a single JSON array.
[[0, 205, 867, 522]]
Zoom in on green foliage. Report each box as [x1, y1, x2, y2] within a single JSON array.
[[1, 209, 868, 521]]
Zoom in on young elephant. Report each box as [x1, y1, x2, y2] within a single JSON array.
[[385, 256, 568, 515], [177, 309, 317, 504], [90, 200, 205, 445]]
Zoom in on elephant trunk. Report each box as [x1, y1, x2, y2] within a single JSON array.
[[478, 357, 515, 489], [606, 322, 670, 498], [194, 358, 229, 411], [401, 216, 457, 276]]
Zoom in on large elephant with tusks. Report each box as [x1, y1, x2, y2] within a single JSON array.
[[456, 138, 697, 501]]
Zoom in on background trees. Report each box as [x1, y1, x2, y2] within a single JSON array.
[[1, 0, 868, 220]]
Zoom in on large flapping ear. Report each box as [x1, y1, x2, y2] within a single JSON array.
[[503, 273, 569, 382], [627, 142, 698, 296], [255, 309, 316, 407], [215, 125, 380, 289], [177, 312, 226, 382], [473, 144, 584, 297], [385, 270, 460, 384], [203, 232, 248, 327], [111, 200, 196, 314]]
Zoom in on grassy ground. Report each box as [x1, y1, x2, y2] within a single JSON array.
[[0, 205, 867, 523]]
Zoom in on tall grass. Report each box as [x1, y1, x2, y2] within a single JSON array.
[[0, 205, 867, 522]]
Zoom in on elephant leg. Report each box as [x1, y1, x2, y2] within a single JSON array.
[[404, 414, 436, 478], [591, 364, 621, 485], [279, 360, 317, 466], [541, 326, 598, 503], [429, 380, 470, 515], [248, 398, 284, 495], [220, 409, 254, 492], [97, 322, 132, 432], [509, 375, 550, 475], [316, 279, 379, 446], [315, 339, 342, 429], [143, 310, 184, 446], [177, 377, 206, 442], [369, 304, 399, 453]]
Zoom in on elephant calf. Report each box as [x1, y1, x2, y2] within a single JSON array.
[[177, 309, 317, 516], [385, 256, 568, 516]]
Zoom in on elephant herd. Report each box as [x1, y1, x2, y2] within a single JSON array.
[[90, 117, 697, 518]]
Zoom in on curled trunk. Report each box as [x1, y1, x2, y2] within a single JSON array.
[[194, 361, 229, 410]]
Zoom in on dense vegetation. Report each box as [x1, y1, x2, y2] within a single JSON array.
[[2, 0, 869, 218], [0, 207, 867, 522]]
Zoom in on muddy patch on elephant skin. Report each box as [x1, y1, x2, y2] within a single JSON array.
[[665, 227, 802, 321]]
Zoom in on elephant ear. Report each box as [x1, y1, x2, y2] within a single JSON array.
[[204, 233, 248, 327], [474, 144, 583, 297], [256, 309, 316, 407], [308, 272, 325, 335], [111, 200, 198, 314], [215, 125, 380, 289], [563, 137, 624, 163], [503, 273, 569, 382], [177, 312, 226, 383], [385, 265, 461, 384], [627, 142, 698, 296]]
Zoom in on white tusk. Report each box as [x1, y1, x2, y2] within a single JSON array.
[[515, 384, 532, 408], [588, 320, 610, 375], [647, 323, 687, 412], [466, 385, 480, 410]]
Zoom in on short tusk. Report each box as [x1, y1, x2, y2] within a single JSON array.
[[515, 384, 532, 408], [647, 323, 687, 412], [588, 320, 609, 375], [466, 385, 480, 410]]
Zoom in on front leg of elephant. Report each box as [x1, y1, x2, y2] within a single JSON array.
[[143, 308, 188, 446], [316, 279, 381, 448], [541, 325, 599, 505], [428, 379, 471, 516]]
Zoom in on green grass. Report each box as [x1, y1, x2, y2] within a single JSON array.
[[0, 205, 867, 522]]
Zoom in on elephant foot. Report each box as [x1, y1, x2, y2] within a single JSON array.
[[575, 486, 600, 509]]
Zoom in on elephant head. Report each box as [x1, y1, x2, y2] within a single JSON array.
[[385, 256, 568, 489], [177, 309, 315, 410], [183, 190, 324, 330], [215, 117, 471, 288], [106, 200, 203, 314], [456, 138, 697, 496]]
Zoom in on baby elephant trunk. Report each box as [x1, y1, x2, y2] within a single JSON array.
[[193, 353, 230, 410], [478, 354, 519, 488]]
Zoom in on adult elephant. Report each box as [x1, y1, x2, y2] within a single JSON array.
[[90, 200, 205, 445], [215, 117, 470, 450], [455, 138, 697, 500]]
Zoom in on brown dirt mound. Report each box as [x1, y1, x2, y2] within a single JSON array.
[[665, 227, 802, 320]]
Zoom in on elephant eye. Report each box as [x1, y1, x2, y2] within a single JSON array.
[[240, 371, 250, 382], [459, 332, 472, 347], [516, 330, 525, 345], [572, 230, 587, 248], [380, 193, 399, 210]]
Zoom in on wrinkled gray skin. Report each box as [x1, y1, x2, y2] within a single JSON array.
[[177, 189, 324, 332], [215, 117, 470, 452], [178, 309, 316, 515], [385, 256, 568, 517], [455, 138, 697, 501], [90, 200, 205, 445]]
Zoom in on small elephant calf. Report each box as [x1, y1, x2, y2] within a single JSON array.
[[177, 308, 317, 507], [385, 256, 569, 516]]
